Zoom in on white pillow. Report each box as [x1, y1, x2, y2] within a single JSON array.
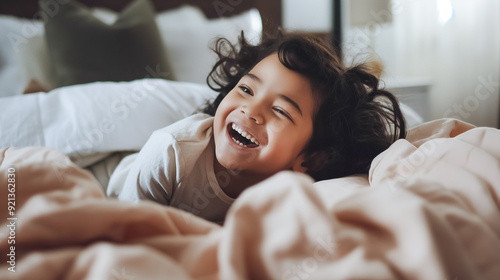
[[157, 6, 262, 84], [0, 79, 217, 167], [0, 15, 45, 96]]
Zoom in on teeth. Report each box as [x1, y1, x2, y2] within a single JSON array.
[[232, 137, 245, 146], [231, 123, 260, 146]]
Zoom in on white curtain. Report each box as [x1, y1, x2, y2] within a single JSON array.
[[389, 0, 500, 127]]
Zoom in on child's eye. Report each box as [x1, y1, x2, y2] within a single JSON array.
[[273, 107, 293, 122], [239, 86, 253, 96]]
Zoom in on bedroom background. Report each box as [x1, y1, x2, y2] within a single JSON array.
[[1, 2, 500, 278], [284, 0, 500, 128], [1, 0, 499, 128]]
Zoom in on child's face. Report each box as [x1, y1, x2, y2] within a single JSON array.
[[213, 53, 315, 177]]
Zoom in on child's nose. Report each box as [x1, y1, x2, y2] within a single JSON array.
[[241, 106, 264, 125]]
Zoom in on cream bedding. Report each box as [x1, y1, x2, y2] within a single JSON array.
[[0, 118, 499, 279]]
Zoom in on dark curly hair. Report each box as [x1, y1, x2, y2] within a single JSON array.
[[202, 31, 406, 181]]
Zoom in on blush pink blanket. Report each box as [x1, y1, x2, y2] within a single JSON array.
[[0, 118, 499, 279]]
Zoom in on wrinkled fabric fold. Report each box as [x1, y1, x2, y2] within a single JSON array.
[[0, 118, 499, 279]]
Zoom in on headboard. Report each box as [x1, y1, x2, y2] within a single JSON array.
[[0, 0, 282, 34]]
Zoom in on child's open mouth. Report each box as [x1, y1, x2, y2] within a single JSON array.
[[227, 123, 260, 148]]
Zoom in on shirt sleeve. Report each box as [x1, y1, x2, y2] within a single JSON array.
[[118, 130, 182, 205]]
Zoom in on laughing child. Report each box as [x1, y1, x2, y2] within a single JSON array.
[[108, 32, 406, 223]]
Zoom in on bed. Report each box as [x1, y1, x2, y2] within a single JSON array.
[[1, 0, 500, 279]]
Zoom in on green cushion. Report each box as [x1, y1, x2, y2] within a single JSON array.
[[42, 0, 172, 87]]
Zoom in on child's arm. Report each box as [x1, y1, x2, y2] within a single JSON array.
[[118, 130, 181, 205]]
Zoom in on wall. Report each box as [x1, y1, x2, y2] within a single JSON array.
[[356, 0, 500, 127], [281, 0, 500, 127]]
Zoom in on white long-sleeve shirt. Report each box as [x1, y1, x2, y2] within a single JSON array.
[[107, 113, 234, 223]]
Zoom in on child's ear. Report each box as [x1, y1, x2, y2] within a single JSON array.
[[291, 154, 308, 173]]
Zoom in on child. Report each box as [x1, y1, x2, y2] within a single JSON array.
[[108, 32, 406, 223]]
